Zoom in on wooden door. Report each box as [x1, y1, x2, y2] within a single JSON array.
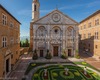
[[68, 49, 71, 56], [53, 46, 58, 56], [40, 50, 43, 57]]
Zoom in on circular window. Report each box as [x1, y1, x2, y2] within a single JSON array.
[[52, 13, 61, 22], [54, 29, 58, 33]]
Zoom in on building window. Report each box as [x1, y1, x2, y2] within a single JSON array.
[[2, 14, 7, 26], [95, 45, 98, 49], [81, 26, 82, 30], [54, 29, 58, 34], [95, 19, 99, 25], [88, 33, 91, 38], [84, 34, 86, 39], [81, 34, 82, 39], [2, 37, 7, 47], [84, 25, 86, 29], [95, 32, 99, 39], [10, 22, 14, 27], [34, 5, 36, 11], [88, 22, 92, 28]]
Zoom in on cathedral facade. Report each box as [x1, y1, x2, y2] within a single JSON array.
[[30, 0, 79, 57]]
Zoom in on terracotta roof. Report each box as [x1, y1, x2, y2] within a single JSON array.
[[0, 4, 21, 24], [80, 10, 100, 23]]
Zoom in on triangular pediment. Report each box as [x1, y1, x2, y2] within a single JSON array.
[[33, 10, 78, 25]]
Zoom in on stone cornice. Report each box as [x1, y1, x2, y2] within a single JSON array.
[[33, 23, 78, 26]]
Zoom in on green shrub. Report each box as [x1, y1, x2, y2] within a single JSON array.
[[45, 53, 52, 59], [31, 63, 36, 66], [32, 53, 38, 60], [52, 73, 58, 77], [34, 74, 39, 78], [45, 50, 52, 59], [75, 50, 80, 59], [75, 55, 80, 59], [32, 49, 38, 60], [76, 49, 78, 53], [74, 72, 80, 76], [61, 54, 67, 59], [61, 49, 68, 59], [58, 64, 64, 68]]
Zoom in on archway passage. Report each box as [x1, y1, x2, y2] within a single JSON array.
[[53, 46, 58, 56]]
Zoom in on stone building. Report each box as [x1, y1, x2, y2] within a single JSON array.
[[79, 10, 100, 58], [30, 0, 79, 57], [0, 5, 21, 77]]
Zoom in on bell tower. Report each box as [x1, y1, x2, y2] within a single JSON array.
[[32, 0, 40, 21]]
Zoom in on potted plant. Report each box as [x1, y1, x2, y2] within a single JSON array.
[[32, 49, 38, 60], [61, 49, 68, 59], [45, 49, 52, 59]]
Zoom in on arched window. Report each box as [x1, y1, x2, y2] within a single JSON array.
[[51, 26, 61, 39], [67, 27, 74, 37], [36, 26, 46, 37], [34, 5, 36, 11], [66, 27, 74, 47]]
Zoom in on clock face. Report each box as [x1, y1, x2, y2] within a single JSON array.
[[52, 13, 61, 22]]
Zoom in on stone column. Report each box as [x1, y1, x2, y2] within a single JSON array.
[[48, 41, 49, 49], [47, 25, 50, 50], [75, 27, 79, 52], [65, 27, 68, 56], [33, 26, 36, 51], [62, 25, 66, 50]]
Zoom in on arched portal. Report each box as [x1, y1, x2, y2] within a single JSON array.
[[36, 26, 47, 57], [50, 26, 62, 57], [66, 26, 75, 56]]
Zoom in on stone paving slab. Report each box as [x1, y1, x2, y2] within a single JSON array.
[[86, 61, 100, 70], [8, 54, 32, 80], [31, 57, 84, 63], [79, 51, 100, 71]]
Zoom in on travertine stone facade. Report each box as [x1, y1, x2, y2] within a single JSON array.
[[30, 0, 79, 57], [0, 5, 21, 77], [79, 10, 100, 57]]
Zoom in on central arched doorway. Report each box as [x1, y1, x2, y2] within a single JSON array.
[[53, 46, 59, 56]]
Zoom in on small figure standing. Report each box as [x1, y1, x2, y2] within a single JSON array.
[[44, 69, 47, 76], [65, 68, 69, 75], [84, 67, 87, 75]]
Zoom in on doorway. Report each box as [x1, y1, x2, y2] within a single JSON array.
[[53, 46, 58, 56], [6, 58, 10, 74], [68, 49, 71, 56], [40, 50, 43, 57]]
